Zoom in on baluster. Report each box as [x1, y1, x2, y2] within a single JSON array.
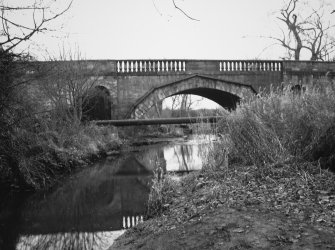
[[274, 62, 278, 71], [120, 61, 124, 72], [278, 62, 282, 71], [149, 61, 152, 72], [130, 61, 133, 72], [243, 61, 246, 71], [161, 61, 164, 71], [183, 61, 186, 71], [132, 216, 135, 227], [232, 61, 235, 71], [224, 62, 227, 71], [270, 62, 274, 71], [117, 61, 120, 72]]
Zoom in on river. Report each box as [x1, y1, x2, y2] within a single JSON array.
[[0, 135, 215, 250]]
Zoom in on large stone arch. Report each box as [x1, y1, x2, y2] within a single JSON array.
[[127, 74, 257, 119]]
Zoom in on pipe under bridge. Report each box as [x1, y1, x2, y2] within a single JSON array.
[[94, 116, 224, 126]]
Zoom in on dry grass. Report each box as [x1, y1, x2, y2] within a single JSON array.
[[217, 83, 335, 167]]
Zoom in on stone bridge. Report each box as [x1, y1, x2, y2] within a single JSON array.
[[36, 59, 335, 119]]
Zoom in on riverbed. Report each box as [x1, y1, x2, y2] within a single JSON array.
[[0, 135, 215, 250]]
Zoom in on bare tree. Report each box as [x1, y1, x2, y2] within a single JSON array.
[[38, 48, 100, 124], [272, 0, 335, 61], [0, 0, 72, 52]]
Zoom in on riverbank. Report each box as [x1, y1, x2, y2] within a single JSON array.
[[0, 124, 122, 191], [111, 163, 335, 249]]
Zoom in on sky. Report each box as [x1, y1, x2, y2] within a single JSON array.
[[7, 0, 333, 109], [17, 0, 291, 60]]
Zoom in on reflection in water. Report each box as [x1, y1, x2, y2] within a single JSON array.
[[137, 136, 213, 173], [122, 215, 144, 229], [0, 136, 214, 250]]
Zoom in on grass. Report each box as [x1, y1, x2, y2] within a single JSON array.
[[217, 83, 335, 168]]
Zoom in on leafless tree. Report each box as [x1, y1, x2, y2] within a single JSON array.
[[38, 48, 99, 124], [0, 0, 72, 52], [272, 0, 335, 61]]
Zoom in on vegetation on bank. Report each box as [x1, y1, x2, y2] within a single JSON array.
[[120, 83, 335, 249], [0, 51, 122, 191], [0, 121, 121, 191]]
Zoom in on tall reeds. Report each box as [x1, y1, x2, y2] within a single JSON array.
[[218, 83, 335, 167]]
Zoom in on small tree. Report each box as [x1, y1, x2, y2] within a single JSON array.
[[38, 49, 100, 125], [0, 1, 72, 189]]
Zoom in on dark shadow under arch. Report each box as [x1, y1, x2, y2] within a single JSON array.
[[175, 87, 240, 110], [83, 86, 111, 120]]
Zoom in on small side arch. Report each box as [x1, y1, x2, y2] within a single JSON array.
[[83, 86, 112, 120]]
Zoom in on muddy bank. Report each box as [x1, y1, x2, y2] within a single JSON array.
[[111, 164, 335, 249]]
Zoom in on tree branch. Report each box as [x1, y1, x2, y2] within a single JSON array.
[[172, 0, 200, 21]]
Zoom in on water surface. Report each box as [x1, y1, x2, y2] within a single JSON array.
[[0, 136, 214, 250]]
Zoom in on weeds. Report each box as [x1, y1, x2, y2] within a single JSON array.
[[146, 167, 180, 218], [217, 84, 335, 168]]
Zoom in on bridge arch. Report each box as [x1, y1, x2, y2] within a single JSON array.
[[127, 74, 257, 119], [83, 85, 112, 120]]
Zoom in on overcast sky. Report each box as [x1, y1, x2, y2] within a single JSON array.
[[22, 0, 293, 60]]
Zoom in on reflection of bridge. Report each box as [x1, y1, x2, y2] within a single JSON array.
[[37, 59, 335, 119]]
